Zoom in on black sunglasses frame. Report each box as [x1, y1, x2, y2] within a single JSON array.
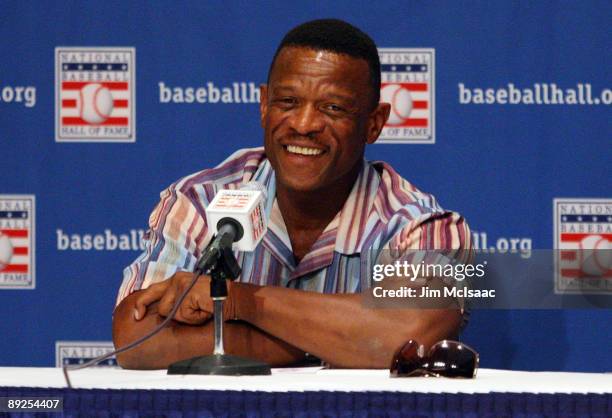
[[390, 339, 479, 378]]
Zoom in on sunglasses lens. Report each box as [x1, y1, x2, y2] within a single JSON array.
[[428, 340, 478, 378], [390, 340, 430, 377]]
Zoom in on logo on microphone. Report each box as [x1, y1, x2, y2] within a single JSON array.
[[0, 195, 35, 289], [378, 48, 435, 144], [212, 191, 252, 211], [55, 341, 117, 367], [250, 202, 265, 242], [554, 198, 612, 294], [55, 47, 136, 142]]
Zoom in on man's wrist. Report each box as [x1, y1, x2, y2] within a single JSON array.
[[229, 280, 257, 321]]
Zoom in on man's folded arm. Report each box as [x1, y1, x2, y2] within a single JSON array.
[[227, 212, 470, 369], [112, 290, 307, 369], [232, 283, 461, 369]]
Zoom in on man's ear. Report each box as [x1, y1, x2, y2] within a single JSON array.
[[366, 102, 391, 144], [259, 84, 268, 128]]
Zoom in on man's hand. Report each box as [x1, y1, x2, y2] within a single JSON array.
[[132, 272, 240, 324]]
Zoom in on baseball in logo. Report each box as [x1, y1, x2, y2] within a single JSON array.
[[554, 198, 612, 294], [0, 195, 35, 289], [378, 48, 435, 144], [78, 83, 114, 124], [55, 47, 135, 142]]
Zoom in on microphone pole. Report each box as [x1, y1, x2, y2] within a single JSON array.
[[195, 219, 242, 359], [167, 195, 271, 375]]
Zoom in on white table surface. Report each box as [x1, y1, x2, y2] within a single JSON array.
[[0, 367, 611, 394]]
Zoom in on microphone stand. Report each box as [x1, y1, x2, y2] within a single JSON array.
[[167, 242, 271, 375]]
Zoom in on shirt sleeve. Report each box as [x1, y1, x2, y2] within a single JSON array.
[[115, 182, 212, 306], [387, 211, 472, 256], [374, 210, 474, 325]]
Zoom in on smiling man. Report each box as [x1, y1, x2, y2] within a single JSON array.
[[113, 19, 472, 369]]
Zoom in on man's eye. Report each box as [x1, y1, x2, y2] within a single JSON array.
[[276, 97, 296, 105], [325, 104, 345, 113]]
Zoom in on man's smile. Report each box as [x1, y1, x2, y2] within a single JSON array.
[[284, 144, 325, 156]]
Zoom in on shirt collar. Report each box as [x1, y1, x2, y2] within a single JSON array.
[[252, 157, 380, 275], [334, 160, 380, 255]]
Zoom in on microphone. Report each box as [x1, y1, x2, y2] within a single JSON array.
[[194, 182, 268, 274], [167, 182, 272, 376]]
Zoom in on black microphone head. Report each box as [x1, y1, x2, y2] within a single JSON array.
[[217, 217, 244, 242]]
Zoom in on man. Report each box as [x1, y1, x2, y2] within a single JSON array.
[[113, 19, 471, 369]]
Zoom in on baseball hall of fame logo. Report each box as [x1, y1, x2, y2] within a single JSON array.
[[554, 198, 612, 294], [55, 341, 117, 367], [378, 48, 435, 144], [55, 47, 136, 142], [0, 195, 35, 289]]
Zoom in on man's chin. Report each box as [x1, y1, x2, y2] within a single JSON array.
[[276, 174, 327, 194]]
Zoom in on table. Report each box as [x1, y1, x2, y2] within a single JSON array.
[[1, 367, 610, 417]]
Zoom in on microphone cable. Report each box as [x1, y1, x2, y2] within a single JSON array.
[[62, 268, 203, 388]]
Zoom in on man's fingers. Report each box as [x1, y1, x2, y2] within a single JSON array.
[[133, 281, 170, 321], [157, 283, 178, 318], [176, 304, 212, 324], [173, 290, 212, 324], [133, 273, 213, 324]]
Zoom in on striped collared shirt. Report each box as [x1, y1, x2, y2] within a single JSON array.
[[117, 147, 472, 304]]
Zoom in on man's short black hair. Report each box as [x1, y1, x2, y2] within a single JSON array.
[[268, 19, 381, 108]]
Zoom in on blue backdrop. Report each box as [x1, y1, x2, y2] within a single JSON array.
[[0, 0, 610, 372]]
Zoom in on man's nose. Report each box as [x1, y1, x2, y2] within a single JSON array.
[[290, 103, 324, 136]]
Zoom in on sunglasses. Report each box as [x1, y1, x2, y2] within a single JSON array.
[[390, 339, 479, 378]]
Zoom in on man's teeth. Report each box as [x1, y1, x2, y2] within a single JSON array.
[[286, 145, 323, 156]]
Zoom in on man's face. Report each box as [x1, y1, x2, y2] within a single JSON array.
[[260, 47, 389, 193]]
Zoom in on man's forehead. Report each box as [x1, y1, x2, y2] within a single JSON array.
[[269, 46, 370, 86], [273, 46, 367, 67]]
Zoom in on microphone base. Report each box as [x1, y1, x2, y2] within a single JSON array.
[[167, 354, 271, 376]]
